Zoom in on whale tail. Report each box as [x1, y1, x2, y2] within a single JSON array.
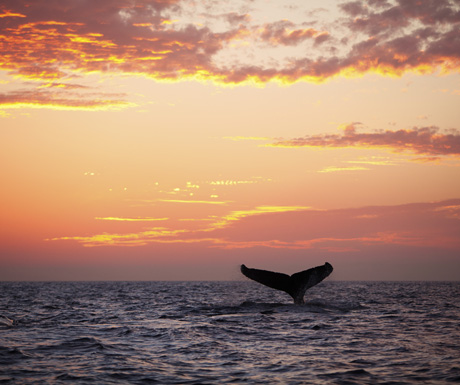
[[240, 262, 333, 304]]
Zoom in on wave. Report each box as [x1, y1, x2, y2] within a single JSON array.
[[0, 315, 14, 327], [0, 346, 33, 365], [1, 281, 458, 384], [32, 337, 107, 354]]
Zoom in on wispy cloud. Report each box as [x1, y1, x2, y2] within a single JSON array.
[[345, 157, 398, 166], [318, 166, 370, 173], [48, 228, 188, 247], [0, 89, 133, 110], [95, 217, 168, 222], [208, 206, 312, 230], [48, 205, 312, 247], [159, 199, 229, 205], [269, 123, 460, 159], [204, 200, 460, 251], [0, 10, 26, 18], [48, 200, 460, 253], [223, 136, 272, 141]]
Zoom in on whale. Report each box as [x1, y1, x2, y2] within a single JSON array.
[[240, 262, 333, 304]]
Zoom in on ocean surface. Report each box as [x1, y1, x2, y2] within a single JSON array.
[[1, 281, 459, 384]]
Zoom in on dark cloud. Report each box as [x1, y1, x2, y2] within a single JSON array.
[[270, 124, 460, 158], [225, 12, 251, 25], [342, 0, 460, 35], [258, 20, 324, 46], [0, 0, 459, 85], [339, 1, 369, 18]]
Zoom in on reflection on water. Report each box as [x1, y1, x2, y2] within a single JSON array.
[[1, 281, 459, 384]]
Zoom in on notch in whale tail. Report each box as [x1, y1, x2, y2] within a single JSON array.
[[240, 262, 333, 305]]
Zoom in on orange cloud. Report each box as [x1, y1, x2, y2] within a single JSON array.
[[204, 200, 460, 251], [0, 10, 26, 18], [95, 217, 168, 222], [269, 124, 460, 159], [48, 227, 188, 247], [159, 199, 229, 205], [48, 200, 460, 255], [48, 206, 312, 247]]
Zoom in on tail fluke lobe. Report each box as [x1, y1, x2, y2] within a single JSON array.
[[240, 262, 333, 304], [240, 264, 293, 293], [290, 262, 333, 304]]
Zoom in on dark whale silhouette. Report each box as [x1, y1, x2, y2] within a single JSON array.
[[240, 262, 333, 304]]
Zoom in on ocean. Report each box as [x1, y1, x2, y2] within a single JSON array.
[[1, 281, 459, 384]]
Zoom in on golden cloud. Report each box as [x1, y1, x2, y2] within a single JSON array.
[[0, 0, 459, 89]]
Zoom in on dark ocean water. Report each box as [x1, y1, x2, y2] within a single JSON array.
[[1, 281, 459, 384]]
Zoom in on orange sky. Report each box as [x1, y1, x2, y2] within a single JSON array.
[[1, 0, 460, 281]]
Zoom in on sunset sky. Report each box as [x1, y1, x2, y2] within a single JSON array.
[[1, 0, 459, 281]]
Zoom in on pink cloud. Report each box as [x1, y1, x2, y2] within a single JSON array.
[[0, 89, 131, 110]]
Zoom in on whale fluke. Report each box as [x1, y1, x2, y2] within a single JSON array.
[[240, 262, 333, 304]]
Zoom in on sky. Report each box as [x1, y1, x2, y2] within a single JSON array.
[[1, 0, 460, 281]]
